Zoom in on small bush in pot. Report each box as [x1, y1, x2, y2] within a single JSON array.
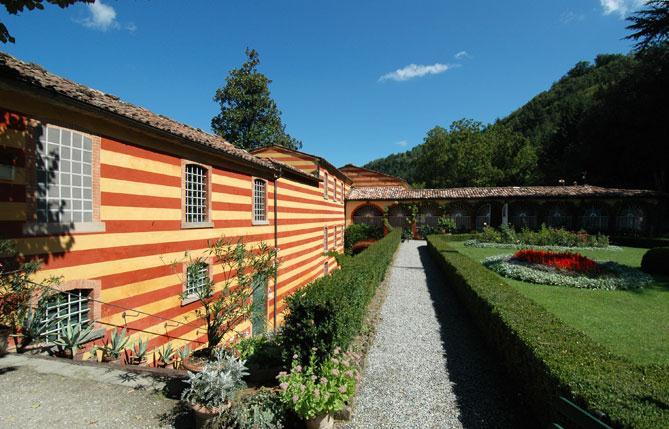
[[210, 388, 288, 429], [182, 349, 249, 428], [277, 348, 359, 429], [52, 323, 95, 359], [91, 327, 130, 362], [129, 337, 148, 365]]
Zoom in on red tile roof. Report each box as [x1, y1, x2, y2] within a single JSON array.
[[347, 185, 660, 201], [0, 52, 276, 172]]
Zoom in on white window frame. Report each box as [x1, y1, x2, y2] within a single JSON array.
[[185, 261, 210, 298], [41, 289, 91, 341], [323, 226, 328, 251], [333, 178, 337, 201], [323, 171, 328, 199], [252, 178, 268, 225], [182, 161, 213, 229]]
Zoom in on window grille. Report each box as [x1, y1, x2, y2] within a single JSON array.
[[323, 172, 328, 199], [186, 262, 209, 296], [185, 164, 208, 223], [253, 179, 267, 222], [333, 179, 337, 200], [37, 126, 94, 224], [323, 226, 328, 250], [41, 289, 90, 341]]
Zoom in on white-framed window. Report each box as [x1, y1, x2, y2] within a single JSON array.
[[41, 289, 91, 341], [37, 126, 93, 224], [253, 179, 267, 224], [323, 226, 328, 251], [185, 261, 209, 297], [323, 172, 328, 199], [340, 182, 344, 202], [333, 178, 338, 201], [184, 164, 208, 223]]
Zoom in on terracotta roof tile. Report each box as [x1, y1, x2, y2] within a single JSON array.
[[347, 185, 660, 201], [0, 52, 276, 172]]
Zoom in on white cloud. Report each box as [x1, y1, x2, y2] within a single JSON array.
[[379, 63, 454, 82], [80, 0, 118, 30], [454, 51, 471, 60], [599, 0, 646, 18], [396, 140, 408, 147]]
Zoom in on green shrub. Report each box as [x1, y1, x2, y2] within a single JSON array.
[[343, 223, 384, 254], [280, 229, 401, 365], [476, 224, 610, 248], [426, 235, 669, 429], [480, 226, 502, 243], [641, 247, 669, 276]]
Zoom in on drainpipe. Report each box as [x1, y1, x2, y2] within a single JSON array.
[[273, 175, 279, 334]]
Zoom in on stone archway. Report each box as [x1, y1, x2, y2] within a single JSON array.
[[352, 204, 384, 228]]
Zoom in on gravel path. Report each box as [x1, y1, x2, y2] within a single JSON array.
[[346, 240, 529, 429], [0, 356, 187, 428]]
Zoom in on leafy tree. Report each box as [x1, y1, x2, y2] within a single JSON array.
[[1, 0, 92, 43], [211, 48, 301, 151], [625, 0, 669, 51]]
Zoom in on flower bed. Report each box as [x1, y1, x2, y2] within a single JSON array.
[[483, 250, 651, 290], [463, 239, 622, 252], [426, 235, 669, 428]]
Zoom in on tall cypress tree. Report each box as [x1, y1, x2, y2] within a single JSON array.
[[211, 48, 301, 151]]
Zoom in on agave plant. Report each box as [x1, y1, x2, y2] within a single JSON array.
[[131, 337, 148, 364], [52, 323, 95, 359], [176, 344, 191, 369], [159, 343, 176, 368], [16, 305, 59, 352], [91, 327, 130, 361]]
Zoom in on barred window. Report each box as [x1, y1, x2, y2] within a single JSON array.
[[253, 179, 267, 223], [323, 226, 328, 250], [185, 164, 208, 223], [186, 262, 209, 296], [41, 289, 90, 341], [37, 126, 93, 224], [324, 261, 329, 276], [323, 172, 328, 199], [333, 178, 337, 200], [334, 226, 339, 248]]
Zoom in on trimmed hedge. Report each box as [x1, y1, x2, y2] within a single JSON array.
[[426, 234, 669, 428], [611, 236, 669, 249], [280, 229, 401, 365], [641, 247, 669, 276]]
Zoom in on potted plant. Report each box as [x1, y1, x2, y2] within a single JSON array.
[[0, 239, 59, 355], [181, 348, 249, 428], [128, 337, 148, 365], [52, 323, 96, 359], [175, 344, 191, 370], [158, 342, 177, 368], [91, 327, 130, 363], [277, 348, 359, 429]]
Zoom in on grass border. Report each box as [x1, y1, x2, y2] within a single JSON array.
[[426, 234, 668, 428]]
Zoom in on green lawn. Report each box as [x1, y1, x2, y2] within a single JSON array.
[[449, 241, 669, 366]]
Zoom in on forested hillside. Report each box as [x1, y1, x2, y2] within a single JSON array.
[[365, 45, 668, 192]]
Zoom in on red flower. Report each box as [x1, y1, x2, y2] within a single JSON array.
[[512, 249, 602, 275]]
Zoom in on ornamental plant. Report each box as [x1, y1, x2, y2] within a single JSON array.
[[511, 249, 603, 275], [277, 348, 359, 420]]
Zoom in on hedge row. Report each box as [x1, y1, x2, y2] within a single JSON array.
[[641, 247, 669, 276], [280, 229, 401, 364], [611, 236, 669, 249], [426, 234, 668, 428]]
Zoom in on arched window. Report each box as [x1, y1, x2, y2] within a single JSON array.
[[352, 204, 383, 228], [617, 205, 644, 232], [387, 205, 409, 229], [184, 164, 208, 223], [323, 226, 328, 250], [580, 206, 608, 232], [253, 179, 267, 223], [475, 204, 491, 231], [545, 206, 571, 229]]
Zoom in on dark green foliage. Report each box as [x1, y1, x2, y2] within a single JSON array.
[[477, 224, 610, 248], [211, 49, 301, 151], [625, 0, 669, 50], [343, 223, 383, 254], [280, 230, 401, 365], [612, 236, 669, 249], [364, 45, 669, 193], [641, 247, 669, 275], [426, 235, 669, 428], [1, 0, 92, 43]]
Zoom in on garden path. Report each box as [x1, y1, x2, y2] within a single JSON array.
[[346, 240, 530, 429], [0, 354, 188, 428]]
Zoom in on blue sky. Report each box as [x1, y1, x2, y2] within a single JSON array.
[[1, 0, 645, 166]]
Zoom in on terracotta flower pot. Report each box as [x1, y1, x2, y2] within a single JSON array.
[[181, 357, 206, 373], [0, 325, 10, 356], [191, 403, 223, 429], [306, 414, 334, 429]]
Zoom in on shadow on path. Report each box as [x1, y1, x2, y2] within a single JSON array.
[[417, 243, 536, 429]]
